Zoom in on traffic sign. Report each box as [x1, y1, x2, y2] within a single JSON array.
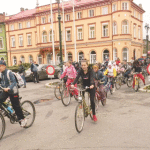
[[46, 65, 55, 75], [147, 64, 150, 75]]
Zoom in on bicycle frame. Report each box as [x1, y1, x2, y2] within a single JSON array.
[[134, 75, 139, 86]]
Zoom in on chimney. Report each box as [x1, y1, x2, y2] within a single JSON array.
[[20, 7, 24, 12], [139, 4, 142, 9]]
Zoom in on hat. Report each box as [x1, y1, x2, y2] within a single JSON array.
[[0, 61, 6, 66]]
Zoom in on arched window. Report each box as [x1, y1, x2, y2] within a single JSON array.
[[47, 53, 52, 64], [42, 31, 47, 43], [122, 20, 128, 34], [78, 51, 84, 62], [1, 57, 4, 61], [67, 52, 72, 61], [113, 21, 117, 35], [90, 51, 96, 64], [29, 55, 33, 63], [37, 54, 42, 64], [123, 48, 128, 61], [49, 30, 54, 42], [113, 48, 117, 61], [13, 56, 17, 66], [20, 55, 25, 63], [56, 53, 60, 65], [103, 50, 109, 61]]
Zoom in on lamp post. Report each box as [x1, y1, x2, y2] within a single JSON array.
[[145, 23, 150, 58], [56, 0, 63, 67]]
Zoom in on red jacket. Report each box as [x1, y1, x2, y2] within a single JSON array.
[[116, 60, 120, 66]]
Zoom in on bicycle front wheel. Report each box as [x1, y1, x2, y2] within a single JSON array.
[[75, 103, 85, 133], [0, 113, 5, 140], [54, 84, 62, 100], [61, 88, 71, 106], [110, 85, 113, 94], [127, 77, 133, 88], [94, 96, 99, 112], [21, 101, 36, 128], [115, 78, 122, 90]]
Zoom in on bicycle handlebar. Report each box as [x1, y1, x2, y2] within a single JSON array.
[[72, 86, 90, 92]]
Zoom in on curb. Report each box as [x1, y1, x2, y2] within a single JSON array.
[[139, 84, 150, 93], [45, 82, 58, 88]]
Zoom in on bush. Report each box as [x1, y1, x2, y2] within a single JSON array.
[[8, 63, 31, 72]]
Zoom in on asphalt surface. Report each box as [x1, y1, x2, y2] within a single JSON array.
[[0, 78, 150, 150]]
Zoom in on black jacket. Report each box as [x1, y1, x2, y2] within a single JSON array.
[[18, 65, 25, 75], [73, 67, 94, 87]]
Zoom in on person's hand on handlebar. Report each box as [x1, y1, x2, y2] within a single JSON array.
[[71, 85, 74, 89], [4, 88, 10, 92], [90, 85, 94, 89]]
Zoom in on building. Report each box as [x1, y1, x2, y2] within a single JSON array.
[[0, 13, 7, 64], [5, 0, 145, 66]]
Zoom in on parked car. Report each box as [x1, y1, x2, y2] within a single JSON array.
[[25, 64, 61, 81]]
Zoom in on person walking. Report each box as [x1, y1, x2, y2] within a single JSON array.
[[31, 61, 39, 83], [18, 61, 26, 88]]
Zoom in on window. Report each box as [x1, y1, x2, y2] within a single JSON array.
[[122, 20, 128, 34], [0, 26, 2, 33], [66, 14, 70, 21], [41, 17, 46, 24], [122, 2, 128, 10], [13, 56, 17, 65], [0, 37, 3, 49], [102, 7, 108, 15], [29, 55, 33, 63], [56, 53, 60, 65], [103, 50, 109, 61], [47, 54, 52, 64], [90, 51, 96, 64], [133, 25, 136, 38], [113, 48, 117, 61], [112, 4, 117, 12], [77, 27, 83, 40], [113, 22, 117, 35], [67, 52, 72, 61], [27, 22, 30, 28], [89, 10, 94, 17], [19, 35, 23, 46], [77, 12, 82, 19], [11, 36, 15, 47], [11, 25, 14, 31], [89, 25, 95, 38], [78, 52, 84, 62], [27, 34, 32, 45], [49, 30, 54, 42], [138, 27, 141, 39], [48, 16, 51, 23], [42, 31, 47, 43], [66, 29, 71, 41], [102, 23, 108, 37], [138, 14, 141, 20], [123, 48, 128, 61], [20, 56, 25, 63], [37, 54, 42, 64], [18, 23, 22, 29], [133, 10, 136, 18]]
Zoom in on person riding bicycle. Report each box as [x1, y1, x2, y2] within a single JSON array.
[[71, 59, 97, 122], [93, 65, 106, 103], [104, 63, 117, 93], [60, 61, 78, 97], [123, 61, 132, 79], [132, 60, 145, 89], [0, 60, 27, 127]]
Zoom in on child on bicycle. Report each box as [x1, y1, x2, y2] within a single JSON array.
[[0, 60, 27, 127], [60, 61, 78, 97], [71, 59, 97, 122]]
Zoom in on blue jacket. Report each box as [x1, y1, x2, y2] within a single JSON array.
[[0, 69, 17, 94], [93, 70, 105, 81], [31, 63, 38, 72]]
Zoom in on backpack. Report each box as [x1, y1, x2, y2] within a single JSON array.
[[7, 70, 24, 88]]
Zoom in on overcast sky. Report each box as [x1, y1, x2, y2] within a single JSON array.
[[0, 0, 149, 38]]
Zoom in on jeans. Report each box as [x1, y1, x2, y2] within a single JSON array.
[[124, 70, 131, 78], [33, 72, 39, 83], [21, 75, 26, 86]]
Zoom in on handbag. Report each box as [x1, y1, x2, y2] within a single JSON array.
[[0, 91, 8, 102]]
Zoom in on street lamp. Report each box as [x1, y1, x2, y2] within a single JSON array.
[[56, 0, 63, 67], [145, 23, 150, 58]]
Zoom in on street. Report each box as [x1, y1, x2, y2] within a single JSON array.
[[0, 79, 150, 150]]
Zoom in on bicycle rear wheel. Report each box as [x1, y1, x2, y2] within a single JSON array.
[[21, 101, 36, 128], [75, 103, 85, 133], [115, 78, 122, 90], [61, 88, 71, 106], [94, 96, 99, 112], [0, 113, 5, 140], [54, 84, 62, 100], [110, 85, 113, 94]]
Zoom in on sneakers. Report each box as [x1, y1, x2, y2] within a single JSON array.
[[112, 88, 115, 93], [20, 118, 27, 127], [93, 115, 97, 122]]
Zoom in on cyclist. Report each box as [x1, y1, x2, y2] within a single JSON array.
[[132, 60, 145, 89], [71, 59, 97, 122], [60, 61, 78, 97], [104, 63, 117, 92], [0, 60, 27, 127], [93, 65, 106, 103]]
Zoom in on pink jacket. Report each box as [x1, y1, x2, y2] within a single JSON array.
[[60, 65, 77, 79]]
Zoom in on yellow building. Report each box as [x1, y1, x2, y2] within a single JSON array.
[[5, 0, 145, 66]]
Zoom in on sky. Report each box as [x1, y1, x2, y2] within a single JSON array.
[[0, 0, 149, 38]]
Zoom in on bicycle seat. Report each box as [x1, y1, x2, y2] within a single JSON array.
[[19, 97, 22, 100]]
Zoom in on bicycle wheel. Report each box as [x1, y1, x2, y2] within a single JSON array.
[[75, 103, 85, 133], [21, 101, 36, 128], [0, 113, 5, 140], [61, 88, 71, 106], [94, 96, 99, 112], [134, 81, 139, 92], [115, 78, 122, 90], [110, 85, 113, 94], [127, 77, 133, 88], [54, 84, 62, 100]]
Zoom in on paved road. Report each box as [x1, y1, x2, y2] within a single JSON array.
[[0, 79, 150, 150]]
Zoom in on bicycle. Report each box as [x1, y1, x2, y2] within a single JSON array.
[[74, 87, 93, 133], [0, 89, 36, 140], [133, 73, 141, 92], [104, 76, 113, 95]]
